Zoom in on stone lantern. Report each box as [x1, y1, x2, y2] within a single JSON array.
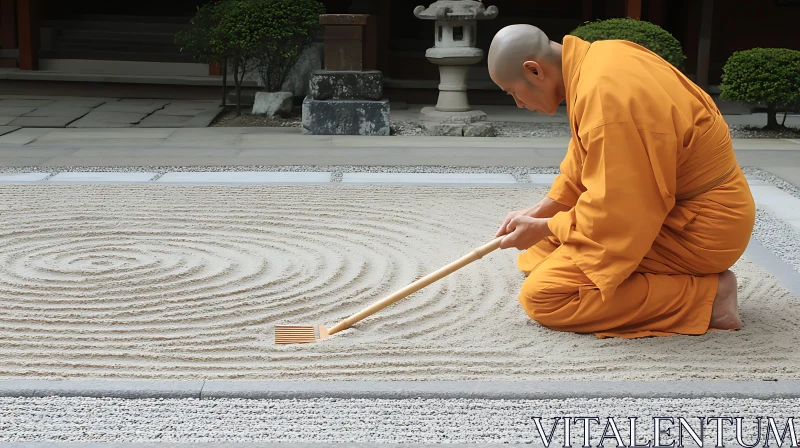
[[414, 0, 498, 136]]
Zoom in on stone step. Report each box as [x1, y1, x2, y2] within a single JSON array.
[[40, 49, 194, 63], [52, 41, 184, 55], [42, 18, 190, 34], [55, 30, 181, 44]]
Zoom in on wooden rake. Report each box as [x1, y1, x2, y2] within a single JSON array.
[[274, 236, 505, 344]]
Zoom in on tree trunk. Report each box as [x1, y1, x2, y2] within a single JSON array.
[[233, 61, 241, 116], [781, 109, 788, 126], [766, 103, 780, 130], [221, 57, 227, 107]]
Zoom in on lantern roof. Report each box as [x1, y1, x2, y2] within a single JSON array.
[[413, 0, 498, 21]]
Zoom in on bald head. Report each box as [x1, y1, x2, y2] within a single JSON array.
[[487, 24, 566, 115], [488, 24, 559, 84]]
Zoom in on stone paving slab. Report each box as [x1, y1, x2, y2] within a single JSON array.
[[0, 117, 15, 125], [156, 171, 332, 183], [744, 238, 800, 296], [34, 129, 175, 141], [0, 379, 204, 399], [0, 106, 36, 116], [749, 184, 800, 231], [0, 125, 19, 136], [48, 172, 158, 182], [137, 114, 194, 127], [93, 100, 169, 115], [342, 172, 518, 183], [0, 99, 53, 107], [1, 379, 799, 400], [152, 108, 208, 116], [49, 98, 110, 108], [23, 105, 92, 118], [8, 116, 78, 127], [0, 172, 49, 181], [68, 111, 148, 126], [69, 147, 240, 157], [66, 120, 138, 128]]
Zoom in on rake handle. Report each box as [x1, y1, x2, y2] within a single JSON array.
[[327, 236, 505, 336]]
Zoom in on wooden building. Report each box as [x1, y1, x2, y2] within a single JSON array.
[[0, 0, 798, 103]]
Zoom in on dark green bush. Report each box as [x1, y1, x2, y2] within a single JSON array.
[[177, 0, 325, 116], [720, 47, 800, 129], [569, 18, 686, 69], [252, 0, 325, 92], [175, 1, 225, 66]]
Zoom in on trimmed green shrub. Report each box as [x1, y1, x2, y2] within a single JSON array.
[[720, 47, 800, 129], [176, 2, 225, 66], [569, 18, 686, 69], [252, 0, 325, 92], [176, 0, 325, 116]]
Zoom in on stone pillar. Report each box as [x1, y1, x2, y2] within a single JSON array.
[[301, 14, 390, 136]]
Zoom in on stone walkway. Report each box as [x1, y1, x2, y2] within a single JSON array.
[[0, 127, 798, 185], [0, 96, 220, 130]]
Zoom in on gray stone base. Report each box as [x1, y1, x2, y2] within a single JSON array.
[[420, 106, 487, 124], [302, 97, 390, 136], [310, 70, 383, 101], [422, 120, 496, 137]]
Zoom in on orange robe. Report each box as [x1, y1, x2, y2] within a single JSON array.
[[517, 36, 756, 338]]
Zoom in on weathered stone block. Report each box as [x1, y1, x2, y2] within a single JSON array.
[[464, 122, 497, 137], [302, 97, 390, 136], [310, 70, 383, 100], [419, 106, 487, 124], [423, 122, 464, 136], [252, 92, 294, 117]]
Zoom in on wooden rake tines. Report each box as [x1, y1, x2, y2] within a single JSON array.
[[273, 236, 506, 345], [274, 325, 329, 344]]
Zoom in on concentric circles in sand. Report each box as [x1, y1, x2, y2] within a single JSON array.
[[0, 184, 797, 380]]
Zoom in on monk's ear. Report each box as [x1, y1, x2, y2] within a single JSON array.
[[522, 61, 544, 81]]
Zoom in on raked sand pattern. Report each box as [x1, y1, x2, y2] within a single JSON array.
[[0, 184, 797, 381]]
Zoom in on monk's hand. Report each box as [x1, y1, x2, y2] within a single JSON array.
[[496, 207, 534, 237], [499, 216, 552, 250]]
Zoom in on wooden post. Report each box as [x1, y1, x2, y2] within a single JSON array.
[[17, 0, 39, 70], [696, 0, 714, 91], [625, 0, 641, 19], [0, 0, 17, 68], [320, 14, 368, 71]]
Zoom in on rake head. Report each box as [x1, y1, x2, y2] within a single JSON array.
[[274, 325, 329, 344]]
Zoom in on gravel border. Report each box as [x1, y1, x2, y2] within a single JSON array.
[[3, 396, 800, 444], [743, 166, 800, 199]]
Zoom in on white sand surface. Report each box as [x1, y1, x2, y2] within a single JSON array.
[[0, 184, 796, 381]]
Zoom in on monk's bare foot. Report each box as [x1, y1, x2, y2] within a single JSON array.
[[709, 270, 742, 330]]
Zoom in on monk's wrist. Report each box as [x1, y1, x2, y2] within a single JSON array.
[[539, 217, 555, 238]]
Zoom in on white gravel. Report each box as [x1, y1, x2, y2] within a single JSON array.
[[1, 396, 799, 444], [389, 120, 799, 138]]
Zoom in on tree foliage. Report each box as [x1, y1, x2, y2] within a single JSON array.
[[721, 48, 800, 129], [569, 18, 686, 69]]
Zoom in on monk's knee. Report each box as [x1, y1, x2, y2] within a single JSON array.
[[517, 273, 575, 327]]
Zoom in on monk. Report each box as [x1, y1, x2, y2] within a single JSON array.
[[489, 24, 756, 338]]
